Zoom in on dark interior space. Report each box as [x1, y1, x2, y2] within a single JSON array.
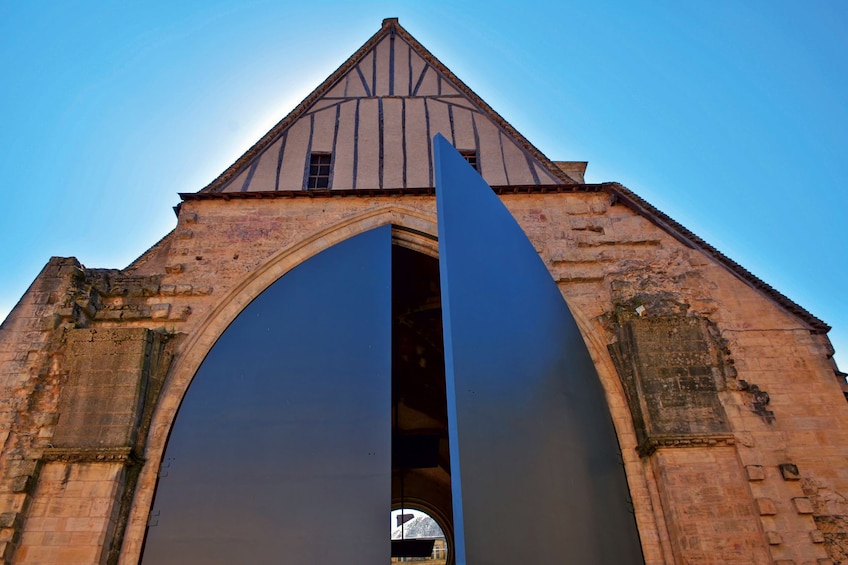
[[391, 244, 453, 560]]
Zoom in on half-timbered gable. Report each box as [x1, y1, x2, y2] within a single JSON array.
[[207, 18, 574, 193]]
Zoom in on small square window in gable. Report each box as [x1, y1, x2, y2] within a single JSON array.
[[459, 149, 478, 171], [306, 153, 332, 189]]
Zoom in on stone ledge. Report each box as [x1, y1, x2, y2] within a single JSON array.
[[41, 447, 143, 465], [637, 433, 736, 457]]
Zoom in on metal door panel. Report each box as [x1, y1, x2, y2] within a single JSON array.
[[434, 135, 643, 564], [141, 226, 392, 564]]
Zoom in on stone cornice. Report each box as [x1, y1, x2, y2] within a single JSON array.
[[41, 447, 143, 465], [181, 183, 603, 201], [637, 434, 737, 458]]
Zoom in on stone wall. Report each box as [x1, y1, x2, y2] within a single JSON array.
[[0, 263, 179, 564], [0, 188, 844, 564]]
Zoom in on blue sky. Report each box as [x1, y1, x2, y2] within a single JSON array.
[[1, 1, 845, 370]]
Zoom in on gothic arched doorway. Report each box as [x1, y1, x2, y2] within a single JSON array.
[[140, 227, 459, 564], [139, 138, 644, 565]]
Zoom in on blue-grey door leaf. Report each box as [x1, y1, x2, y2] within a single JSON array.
[[434, 133, 643, 564], [141, 226, 392, 564]]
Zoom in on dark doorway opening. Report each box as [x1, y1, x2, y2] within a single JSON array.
[[391, 244, 453, 563]]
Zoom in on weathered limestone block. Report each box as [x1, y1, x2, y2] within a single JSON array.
[[806, 478, 848, 564], [14, 461, 125, 565], [813, 516, 848, 564], [52, 328, 170, 450], [608, 311, 732, 454], [651, 447, 772, 564]]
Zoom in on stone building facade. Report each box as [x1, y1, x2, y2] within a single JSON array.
[[0, 18, 846, 565]]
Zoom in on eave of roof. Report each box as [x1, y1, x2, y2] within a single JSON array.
[[182, 183, 600, 201]]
